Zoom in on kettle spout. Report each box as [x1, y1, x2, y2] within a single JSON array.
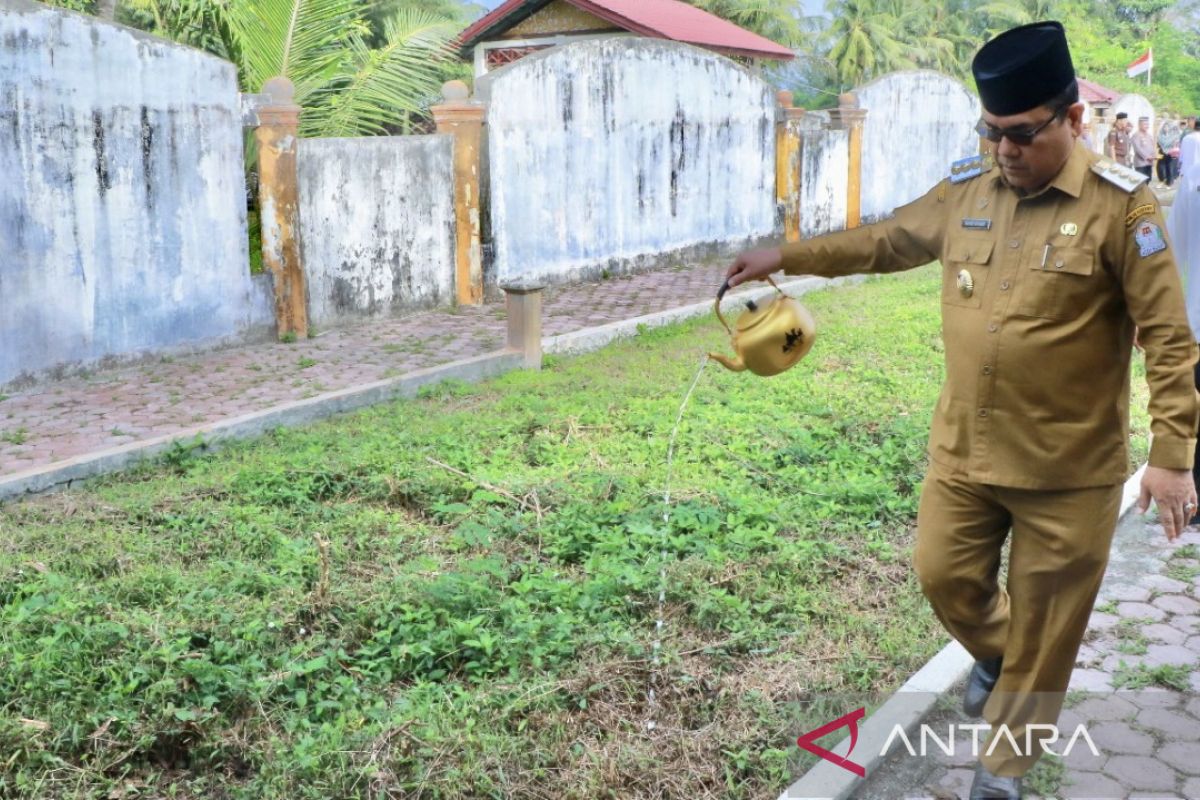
[[707, 352, 746, 372]]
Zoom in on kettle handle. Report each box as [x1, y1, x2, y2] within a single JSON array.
[[714, 274, 784, 334]]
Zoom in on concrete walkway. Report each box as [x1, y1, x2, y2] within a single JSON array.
[[0, 260, 750, 494], [783, 475, 1200, 800], [844, 511, 1200, 800]]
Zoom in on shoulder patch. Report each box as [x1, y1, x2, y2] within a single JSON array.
[[1125, 203, 1156, 227], [949, 154, 993, 184], [1133, 219, 1167, 257], [1092, 159, 1149, 193]]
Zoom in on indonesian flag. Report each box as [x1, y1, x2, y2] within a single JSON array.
[[1127, 48, 1153, 78]]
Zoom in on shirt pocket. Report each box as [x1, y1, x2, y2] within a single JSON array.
[[1016, 246, 1096, 320], [942, 237, 994, 309]]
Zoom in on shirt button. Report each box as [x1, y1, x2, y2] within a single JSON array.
[[988, 323, 998, 333], [1008, 239, 1021, 249], [978, 408, 989, 418], [1000, 280, 1010, 291], [982, 365, 993, 375]]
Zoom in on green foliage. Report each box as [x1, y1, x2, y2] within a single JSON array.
[[74, 0, 469, 137], [774, 0, 1200, 111], [0, 269, 1153, 798], [688, 0, 806, 48], [119, 0, 238, 59], [247, 209, 264, 275], [1025, 753, 1065, 797], [1112, 661, 1192, 690], [41, 0, 97, 13]]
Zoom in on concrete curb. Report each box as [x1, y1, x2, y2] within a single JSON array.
[[0, 273, 856, 502], [777, 463, 1150, 800], [544, 275, 853, 355], [0, 351, 521, 503]]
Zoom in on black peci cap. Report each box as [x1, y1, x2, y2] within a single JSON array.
[[972, 21, 1075, 116]]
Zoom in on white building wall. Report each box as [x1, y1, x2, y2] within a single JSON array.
[[298, 137, 455, 327], [0, 0, 258, 388], [479, 38, 777, 285]]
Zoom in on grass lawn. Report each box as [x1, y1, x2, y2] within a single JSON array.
[[0, 266, 1151, 799]]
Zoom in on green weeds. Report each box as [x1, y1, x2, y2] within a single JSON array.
[[0, 267, 1154, 799], [2, 426, 28, 445], [1113, 662, 1191, 691]]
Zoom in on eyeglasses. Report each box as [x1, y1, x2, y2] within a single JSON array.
[[975, 110, 1064, 146]]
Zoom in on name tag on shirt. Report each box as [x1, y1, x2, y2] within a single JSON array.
[[962, 218, 992, 230]]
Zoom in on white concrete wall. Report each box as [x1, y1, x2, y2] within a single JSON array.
[[799, 114, 849, 238], [479, 37, 776, 285], [297, 137, 455, 327], [0, 1, 260, 388], [856, 71, 980, 223]]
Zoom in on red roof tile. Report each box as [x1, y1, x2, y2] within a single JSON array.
[[1078, 77, 1118, 104], [459, 0, 793, 60]]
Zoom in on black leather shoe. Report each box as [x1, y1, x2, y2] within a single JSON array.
[[963, 656, 1002, 717], [969, 762, 1022, 799]]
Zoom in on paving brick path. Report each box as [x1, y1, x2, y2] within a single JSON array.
[[0, 260, 732, 478], [861, 510, 1200, 800]]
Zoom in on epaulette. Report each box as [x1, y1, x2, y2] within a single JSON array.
[[949, 153, 994, 184], [1091, 159, 1148, 193]]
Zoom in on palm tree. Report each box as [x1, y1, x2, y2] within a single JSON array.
[[122, 0, 238, 60], [824, 0, 918, 87], [903, 0, 976, 79], [110, 0, 462, 138], [224, 0, 460, 137], [688, 0, 805, 48], [974, 0, 1059, 36]]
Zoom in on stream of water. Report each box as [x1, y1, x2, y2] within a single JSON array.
[[646, 354, 710, 731]]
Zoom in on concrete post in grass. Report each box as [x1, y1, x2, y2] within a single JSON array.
[[502, 281, 543, 369]]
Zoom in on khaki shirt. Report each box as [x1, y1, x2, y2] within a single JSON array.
[[780, 143, 1198, 489], [1107, 128, 1131, 164]]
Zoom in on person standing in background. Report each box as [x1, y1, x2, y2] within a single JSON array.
[[1158, 117, 1183, 187], [1106, 112, 1132, 165], [1132, 116, 1156, 179]]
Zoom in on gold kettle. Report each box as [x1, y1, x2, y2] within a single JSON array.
[[708, 276, 817, 376]]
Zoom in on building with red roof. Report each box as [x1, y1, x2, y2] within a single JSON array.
[[458, 0, 794, 77], [1077, 77, 1119, 106]]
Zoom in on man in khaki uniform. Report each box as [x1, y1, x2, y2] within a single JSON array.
[[725, 21, 1199, 800], [1106, 111, 1132, 165]]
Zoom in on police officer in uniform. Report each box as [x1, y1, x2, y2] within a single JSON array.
[[1106, 111, 1132, 166], [725, 21, 1199, 800]]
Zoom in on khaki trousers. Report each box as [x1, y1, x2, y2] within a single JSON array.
[[914, 464, 1122, 776]]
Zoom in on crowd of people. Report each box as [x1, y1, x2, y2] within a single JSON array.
[[1105, 111, 1199, 188]]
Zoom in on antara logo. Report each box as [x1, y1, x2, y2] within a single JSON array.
[[796, 708, 1101, 779], [796, 708, 866, 777]]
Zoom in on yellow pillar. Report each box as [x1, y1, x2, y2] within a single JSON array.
[[829, 92, 868, 230], [775, 90, 805, 243], [255, 77, 308, 339], [431, 81, 486, 306]]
